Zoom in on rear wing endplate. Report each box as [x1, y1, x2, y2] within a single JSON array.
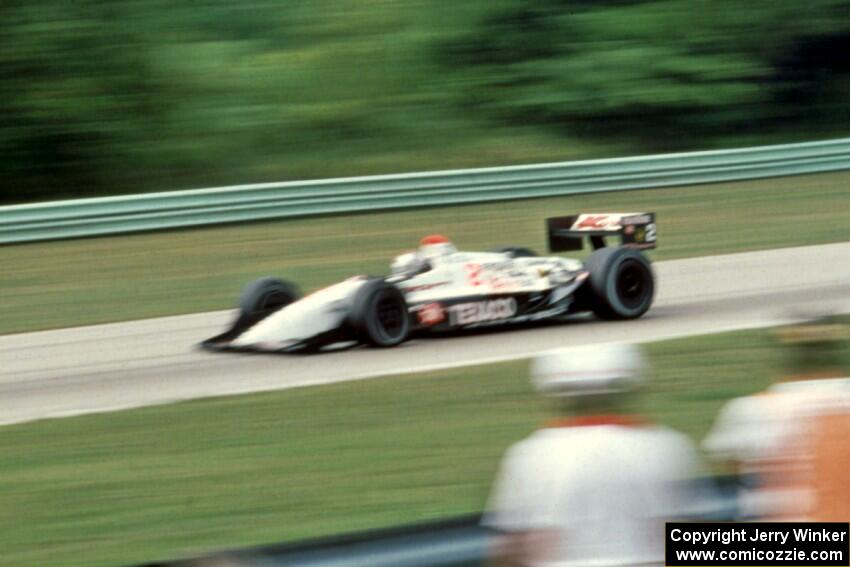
[[546, 213, 657, 252]]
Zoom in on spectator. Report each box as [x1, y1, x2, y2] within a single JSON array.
[[485, 343, 705, 567], [703, 316, 850, 521]]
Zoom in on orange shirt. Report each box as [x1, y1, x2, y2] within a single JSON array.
[[704, 378, 850, 521]]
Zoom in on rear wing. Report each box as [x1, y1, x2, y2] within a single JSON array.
[[546, 213, 656, 252]]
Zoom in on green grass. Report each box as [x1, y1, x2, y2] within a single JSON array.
[[0, 324, 823, 567], [2, 171, 849, 335]]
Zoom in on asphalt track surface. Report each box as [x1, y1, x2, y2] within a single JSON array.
[[2, 242, 849, 426]]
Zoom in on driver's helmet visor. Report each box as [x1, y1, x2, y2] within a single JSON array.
[[391, 252, 422, 275]]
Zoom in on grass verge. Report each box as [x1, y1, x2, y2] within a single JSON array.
[[2, 171, 849, 335], [0, 323, 825, 567]]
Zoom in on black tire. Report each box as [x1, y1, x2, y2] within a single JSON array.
[[349, 279, 411, 347], [489, 245, 537, 258], [238, 277, 300, 320], [584, 247, 654, 320]]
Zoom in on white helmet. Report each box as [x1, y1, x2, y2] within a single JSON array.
[[418, 234, 457, 260], [531, 343, 646, 397]]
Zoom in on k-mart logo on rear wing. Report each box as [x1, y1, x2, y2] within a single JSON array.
[[546, 212, 657, 252]]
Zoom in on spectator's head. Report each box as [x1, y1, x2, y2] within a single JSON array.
[[775, 315, 848, 379], [531, 343, 646, 413]]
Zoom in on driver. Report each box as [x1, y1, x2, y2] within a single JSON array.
[[390, 235, 457, 277]]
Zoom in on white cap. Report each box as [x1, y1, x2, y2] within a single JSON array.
[[531, 343, 646, 397]]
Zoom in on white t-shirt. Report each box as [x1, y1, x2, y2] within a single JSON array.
[[485, 423, 702, 567]]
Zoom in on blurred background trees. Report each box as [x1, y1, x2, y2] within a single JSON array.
[[445, 0, 850, 147], [2, 0, 849, 203]]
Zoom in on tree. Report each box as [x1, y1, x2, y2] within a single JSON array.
[[442, 0, 850, 148]]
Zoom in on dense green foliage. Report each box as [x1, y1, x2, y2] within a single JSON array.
[[444, 0, 850, 146], [2, 0, 849, 203]]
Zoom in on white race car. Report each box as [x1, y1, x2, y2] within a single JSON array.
[[201, 213, 657, 353]]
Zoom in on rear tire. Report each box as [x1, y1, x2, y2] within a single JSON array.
[[489, 245, 537, 258], [349, 279, 410, 347], [584, 247, 654, 320]]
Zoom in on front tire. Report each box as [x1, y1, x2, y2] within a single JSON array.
[[238, 277, 300, 322], [349, 279, 410, 347], [584, 247, 654, 320]]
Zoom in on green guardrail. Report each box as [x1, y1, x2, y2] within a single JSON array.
[[134, 478, 737, 567], [3, 138, 850, 244], [137, 515, 490, 567]]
